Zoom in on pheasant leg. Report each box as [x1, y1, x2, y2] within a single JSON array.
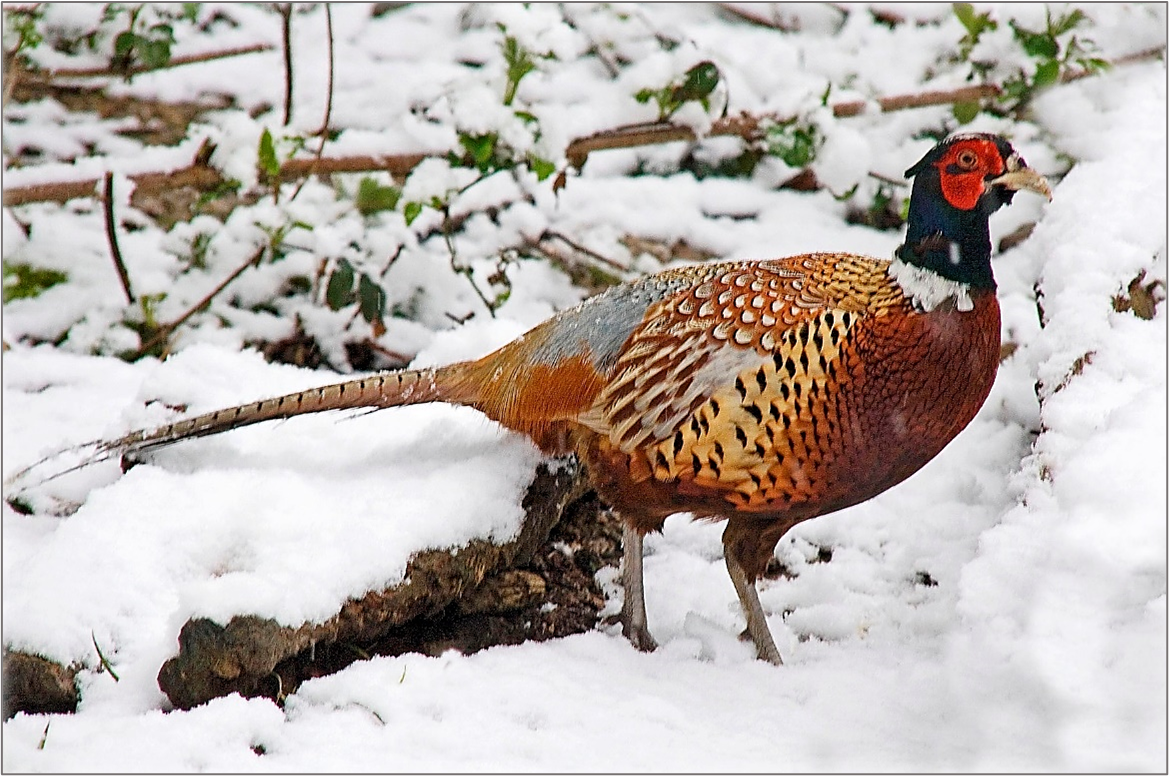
[[725, 550, 783, 665], [618, 522, 657, 652]]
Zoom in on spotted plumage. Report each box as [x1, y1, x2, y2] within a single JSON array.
[[8, 133, 1052, 666]]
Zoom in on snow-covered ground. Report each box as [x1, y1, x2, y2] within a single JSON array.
[[2, 3, 1165, 771]]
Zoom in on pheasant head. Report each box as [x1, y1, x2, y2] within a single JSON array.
[[896, 133, 1052, 290]]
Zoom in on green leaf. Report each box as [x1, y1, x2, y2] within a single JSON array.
[[1033, 59, 1060, 87], [1049, 9, 1086, 37], [1001, 73, 1030, 100], [403, 201, 423, 226], [765, 122, 820, 168], [953, 2, 996, 41], [500, 33, 537, 106], [3, 263, 68, 303], [358, 273, 387, 324], [953, 2, 978, 34], [1025, 35, 1058, 59], [113, 30, 136, 58], [952, 100, 981, 124], [325, 259, 355, 311], [673, 60, 720, 102], [356, 178, 401, 215], [459, 133, 498, 170], [257, 128, 279, 180], [1010, 21, 1059, 59], [527, 156, 556, 182], [139, 39, 171, 69], [633, 87, 656, 104]]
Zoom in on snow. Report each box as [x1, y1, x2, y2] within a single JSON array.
[[2, 3, 1165, 772]]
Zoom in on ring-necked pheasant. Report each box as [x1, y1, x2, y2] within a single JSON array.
[[8, 133, 1051, 664]]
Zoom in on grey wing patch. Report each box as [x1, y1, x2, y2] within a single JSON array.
[[526, 272, 695, 374]]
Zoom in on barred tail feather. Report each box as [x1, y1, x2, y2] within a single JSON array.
[[5, 364, 469, 499]]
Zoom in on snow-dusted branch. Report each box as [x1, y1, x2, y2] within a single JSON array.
[[4, 48, 1162, 209]]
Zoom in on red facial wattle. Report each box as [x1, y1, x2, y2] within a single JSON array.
[[934, 138, 1005, 211]]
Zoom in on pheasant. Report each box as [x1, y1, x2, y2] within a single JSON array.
[[8, 133, 1050, 665]]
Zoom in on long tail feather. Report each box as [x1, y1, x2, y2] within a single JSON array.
[[5, 365, 459, 498]]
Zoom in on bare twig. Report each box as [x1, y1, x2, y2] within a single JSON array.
[[37, 722, 49, 751], [3, 46, 20, 109], [279, 3, 294, 126], [362, 337, 413, 367], [830, 83, 1001, 117], [541, 230, 628, 271], [716, 3, 799, 32], [558, 4, 621, 78], [102, 173, 136, 305], [3, 152, 429, 207], [316, 5, 335, 138], [278, 152, 429, 181], [131, 245, 266, 359], [565, 83, 1003, 166], [91, 632, 120, 682], [19, 43, 273, 80], [440, 204, 496, 318], [1062, 45, 1165, 83], [290, 4, 335, 201]]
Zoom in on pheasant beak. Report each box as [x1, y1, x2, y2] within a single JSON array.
[[990, 154, 1053, 201]]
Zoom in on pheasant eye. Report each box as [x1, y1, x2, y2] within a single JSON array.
[[955, 149, 979, 170]]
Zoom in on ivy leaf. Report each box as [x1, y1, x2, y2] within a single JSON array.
[[325, 259, 355, 311], [358, 273, 387, 324]]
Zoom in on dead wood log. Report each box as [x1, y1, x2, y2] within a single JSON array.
[[156, 459, 591, 710], [2, 460, 595, 716]]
